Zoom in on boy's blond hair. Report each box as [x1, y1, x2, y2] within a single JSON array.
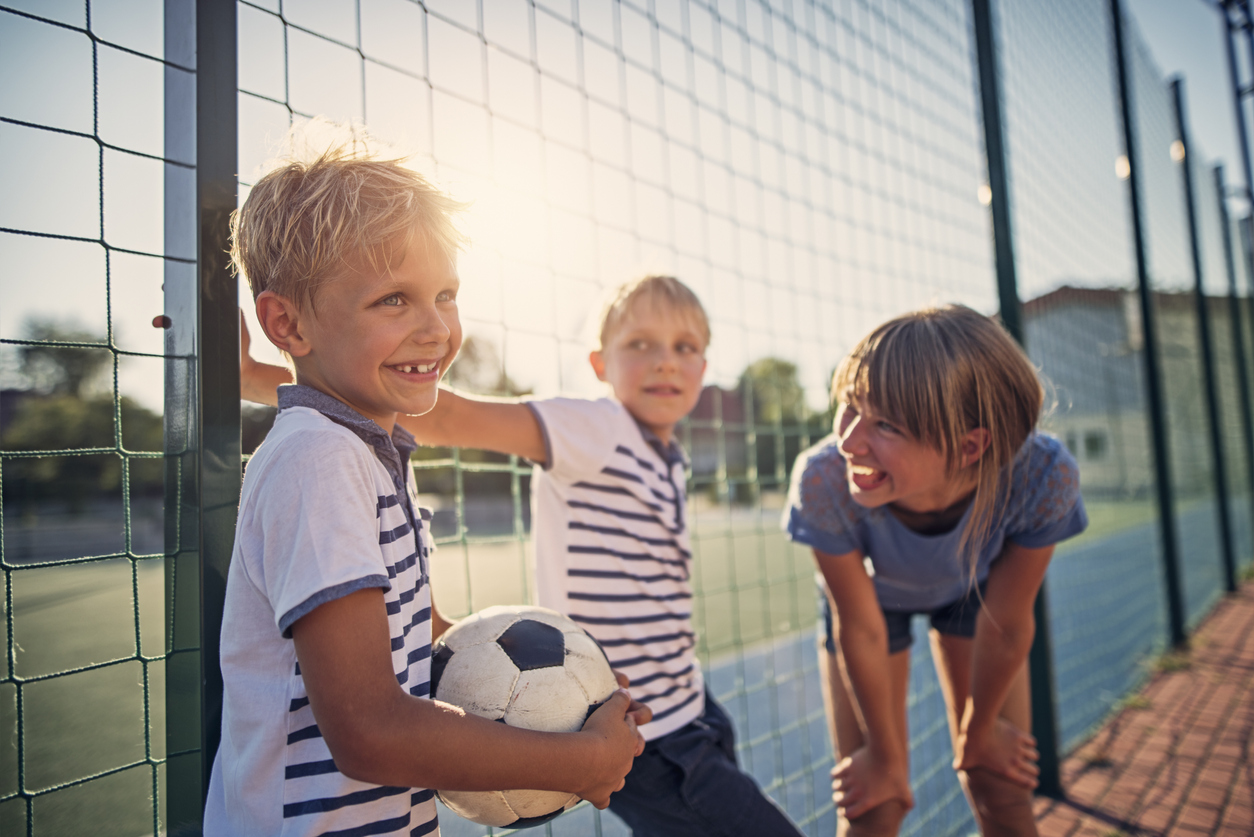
[[596, 275, 711, 350], [230, 123, 466, 311]]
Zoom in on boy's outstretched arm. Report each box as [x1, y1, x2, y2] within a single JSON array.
[[404, 389, 547, 465], [291, 587, 646, 804], [240, 310, 293, 406]]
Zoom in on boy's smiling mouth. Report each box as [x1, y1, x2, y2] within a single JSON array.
[[389, 361, 441, 376]]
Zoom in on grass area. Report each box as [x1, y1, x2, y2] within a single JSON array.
[[1152, 650, 1192, 673], [1066, 497, 1157, 545], [2, 559, 166, 836]]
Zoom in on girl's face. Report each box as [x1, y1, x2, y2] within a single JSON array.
[[835, 398, 974, 514]]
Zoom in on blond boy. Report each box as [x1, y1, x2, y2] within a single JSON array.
[[211, 140, 647, 837]]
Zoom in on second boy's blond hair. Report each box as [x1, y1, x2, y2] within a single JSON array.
[[596, 275, 711, 350], [230, 125, 466, 311]]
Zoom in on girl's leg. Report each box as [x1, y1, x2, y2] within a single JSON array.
[[929, 631, 1038, 837], [819, 639, 913, 837]]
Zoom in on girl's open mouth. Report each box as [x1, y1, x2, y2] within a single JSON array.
[[848, 464, 888, 491]]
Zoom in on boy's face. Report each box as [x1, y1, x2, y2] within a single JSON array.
[[287, 237, 461, 430], [590, 300, 707, 445]]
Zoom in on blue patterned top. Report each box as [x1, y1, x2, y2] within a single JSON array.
[[784, 431, 1087, 611]]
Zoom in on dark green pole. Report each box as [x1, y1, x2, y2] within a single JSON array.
[[1214, 165, 1254, 574], [1111, 0, 1186, 647], [1222, 1, 1254, 361], [196, 0, 241, 799], [1171, 79, 1237, 594], [969, 0, 1062, 798]]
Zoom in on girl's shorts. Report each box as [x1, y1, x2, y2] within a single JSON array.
[[819, 583, 987, 655]]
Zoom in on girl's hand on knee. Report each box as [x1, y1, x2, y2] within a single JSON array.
[[954, 717, 1039, 789], [831, 745, 914, 820]]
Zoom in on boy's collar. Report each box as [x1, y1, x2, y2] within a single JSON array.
[[277, 384, 417, 481], [631, 416, 686, 468]]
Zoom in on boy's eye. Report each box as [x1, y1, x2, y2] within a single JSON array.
[[436, 290, 456, 303], [379, 294, 402, 306], [878, 420, 899, 433]]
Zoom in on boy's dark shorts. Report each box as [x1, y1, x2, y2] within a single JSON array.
[[820, 583, 987, 655], [608, 689, 804, 836]]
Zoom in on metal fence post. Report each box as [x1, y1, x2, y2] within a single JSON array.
[[161, 0, 240, 824], [1110, 0, 1187, 647], [969, 0, 1063, 798], [1214, 164, 1254, 571], [1171, 80, 1237, 593], [196, 0, 240, 803], [1222, 2, 1254, 353]]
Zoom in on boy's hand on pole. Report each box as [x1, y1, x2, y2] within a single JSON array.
[[831, 744, 914, 820], [575, 689, 644, 808], [953, 716, 1040, 789]]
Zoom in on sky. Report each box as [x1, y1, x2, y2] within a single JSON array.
[[1128, 0, 1245, 198]]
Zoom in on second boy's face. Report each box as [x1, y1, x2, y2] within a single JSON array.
[[291, 237, 462, 430], [591, 302, 707, 445]]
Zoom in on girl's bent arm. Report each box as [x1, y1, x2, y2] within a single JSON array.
[[291, 587, 641, 804], [814, 549, 912, 816], [957, 541, 1054, 786]]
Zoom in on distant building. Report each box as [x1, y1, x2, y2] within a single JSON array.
[[1023, 285, 1246, 499]]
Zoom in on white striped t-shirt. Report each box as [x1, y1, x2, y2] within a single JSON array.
[[204, 386, 438, 837], [528, 397, 704, 740]]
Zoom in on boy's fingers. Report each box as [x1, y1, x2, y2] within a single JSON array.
[[626, 698, 652, 726], [612, 670, 630, 689]]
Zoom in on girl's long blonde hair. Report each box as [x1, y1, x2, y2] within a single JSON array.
[[832, 305, 1044, 581]]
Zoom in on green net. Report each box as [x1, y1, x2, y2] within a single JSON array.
[[0, 2, 178, 833], [3, 1, 1254, 835]]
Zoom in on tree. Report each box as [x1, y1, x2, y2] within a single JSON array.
[[17, 317, 112, 396], [2, 321, 163, 510], [738, 357, 808, 428], [734, 357, 833, 494]]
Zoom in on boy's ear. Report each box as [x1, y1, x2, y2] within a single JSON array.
[[256, 291, 312, 358], [589, 349, 608, 382], [959, 427, 992, 468]]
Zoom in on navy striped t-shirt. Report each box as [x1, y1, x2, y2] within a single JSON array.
[[204, 385, 439, 836], [528, 397, 704, 740]]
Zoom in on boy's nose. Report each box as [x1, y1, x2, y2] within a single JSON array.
[[413, 304, 452, 342]]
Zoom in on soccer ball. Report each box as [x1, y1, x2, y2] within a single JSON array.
[[430, 604, 619, 828]]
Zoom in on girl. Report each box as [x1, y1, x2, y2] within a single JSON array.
[[784, 305, 1086, 837]]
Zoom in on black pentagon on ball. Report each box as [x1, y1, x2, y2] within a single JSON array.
[[429, 641, 455, 696], [510, 807, 568, 829], [496, 619, 566, 671]]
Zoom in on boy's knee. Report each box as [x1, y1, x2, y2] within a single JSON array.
[[959, 768, 1037, 834], [839, 798, 909, 837]]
